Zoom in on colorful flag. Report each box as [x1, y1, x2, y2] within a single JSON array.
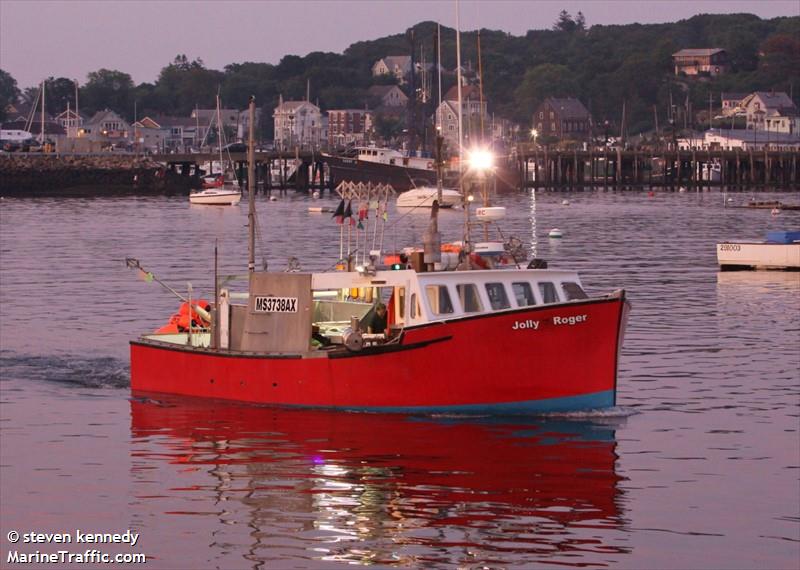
[[344, 200, 355, 226], [332, 199, 345, 224]]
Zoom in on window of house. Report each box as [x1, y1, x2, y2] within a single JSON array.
[[538, 282, 559, 304], [425, 285, 454, 315], [512, 282, 536, 307], [485, 283, 510, 310], [549, 111, 554, 119], [539, 112, 543, 119], [551, 122, 556, 131], [456, 284, 483, 313], [562, 282, 588, 300]]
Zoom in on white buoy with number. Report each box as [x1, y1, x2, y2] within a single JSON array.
[[475, 206, 506, 221]]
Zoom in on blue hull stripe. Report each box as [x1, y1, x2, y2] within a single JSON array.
[[295, 390, 616, 415]]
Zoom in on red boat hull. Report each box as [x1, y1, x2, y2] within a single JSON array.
[[130, 296, 627, 414]]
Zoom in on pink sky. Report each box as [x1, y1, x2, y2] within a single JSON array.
[[1, 0, 798, 89]]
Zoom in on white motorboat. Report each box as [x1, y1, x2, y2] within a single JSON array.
[[189, 187, 241, 205], [717, 231, 800, 270], [397, 186, 461, 208]]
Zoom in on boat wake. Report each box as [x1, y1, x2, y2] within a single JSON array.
[[0, 351, 129, 389], [539, 405, 638, 419]]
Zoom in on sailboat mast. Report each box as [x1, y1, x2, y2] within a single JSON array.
[[216, 94, 223, 169], [247, 96, 256, 273], [41, 79, 45, 144], [456, 2, 469, 249]]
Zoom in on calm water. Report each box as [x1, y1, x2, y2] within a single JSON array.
[[1, 190, 798, 569]]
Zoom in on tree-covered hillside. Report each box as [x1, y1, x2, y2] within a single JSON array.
[[2, 13, 798, 139]]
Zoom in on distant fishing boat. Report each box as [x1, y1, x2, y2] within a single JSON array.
[[324, 146, 438, 192], [397, 186, 461, 208], [717, 231, 800, 271]]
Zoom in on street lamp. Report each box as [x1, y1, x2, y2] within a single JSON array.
[[530, 128, 538, 148]]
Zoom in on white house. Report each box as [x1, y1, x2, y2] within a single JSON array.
[[434, 85, 488, 153], [273, 97, 322, 149], [80, 109, 131, 145], [372, 56, 412, 84], [679, 128, 800, 151], [741, 92, 797, 135]]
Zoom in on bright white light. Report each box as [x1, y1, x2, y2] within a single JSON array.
[[531, 128, 538, 138], [467, 148, 494, 172]]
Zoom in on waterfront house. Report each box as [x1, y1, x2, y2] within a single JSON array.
[[3, 101, 33, 123], [190, 107, 239, 144], [741, 91, 797, 135], [237, 107, 263, 143], [721, 93, 748, 116], [55, 109, 86, 138], [682, 128, 800, 151], [372, 56, 412, 84], [79, 109, 130, 147], [273, 97, 322, 149], [327, 109, 373, 147], [368, 85, 408, 108], [435, 85, 488, 152], [672, 49, 728, 76], [533, 98, 592, 142], [131, 117, 168, 152]]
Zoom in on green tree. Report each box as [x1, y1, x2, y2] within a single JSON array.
[[153, 56, 224, 116], [513, 64, 578, 123], [0, 69, 20, 121], [81, 69, 135, 117], [43, 77, 78, 116]]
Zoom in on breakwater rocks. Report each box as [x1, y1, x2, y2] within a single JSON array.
[[0, 154, 197, 196]]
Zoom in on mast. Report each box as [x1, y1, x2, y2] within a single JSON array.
[[456, 2, 469, 249], [216, 93, 224, 170], [247, 96, 256, 273], [74, 79, 79, 135], [436, 22, 443, 205], [40, 79, 45, 144]]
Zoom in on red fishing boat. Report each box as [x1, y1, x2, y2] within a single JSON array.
[[129, 100, 630, 414]]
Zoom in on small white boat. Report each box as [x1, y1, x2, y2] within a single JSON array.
[[717, 231, 800, 271], [189, 187, 241, 206], [397, 187, 461, 209]]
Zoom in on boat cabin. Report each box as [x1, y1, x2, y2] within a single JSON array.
[[356, 147, 432, 171], [145, 268, 590, 355]]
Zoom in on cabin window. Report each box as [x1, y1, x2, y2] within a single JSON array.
[[425, 285, 454, 315], [512, 282, 536, 307], [396, 287, 406, 322], [562, 282, 588, 300], [538, 282, 559, 304], [410, 293, 417, 318], [485, 283, 510, 310], [456, 283, 483, 313]]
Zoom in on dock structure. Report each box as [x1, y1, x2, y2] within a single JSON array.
[[153, 150, 332, 194], [515, 147, 800, 190]]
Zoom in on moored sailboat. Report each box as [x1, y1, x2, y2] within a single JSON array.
[[189, 95, 242, 206]]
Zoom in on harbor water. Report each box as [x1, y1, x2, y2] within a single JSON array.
[[1, 190, 798, 568]]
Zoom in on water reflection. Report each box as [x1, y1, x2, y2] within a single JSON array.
[[130, 396, 628, 567]]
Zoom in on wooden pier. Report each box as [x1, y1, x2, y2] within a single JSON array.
[[515, 148, 799, 190], [153, 150, 333, 193]]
